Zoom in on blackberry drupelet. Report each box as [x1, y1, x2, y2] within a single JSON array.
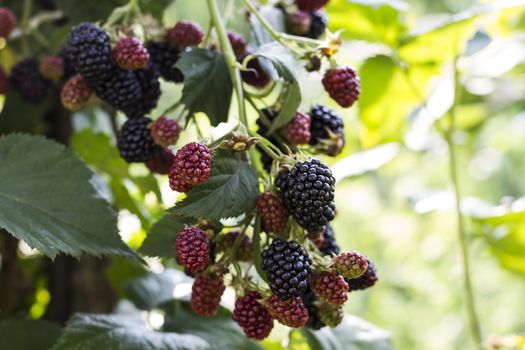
[[347, 258, 378, 291], [319, 224, 340, 256], [306, 11, 327, 39], [93, 68, 142, 116], [66, 22, 113, 80], [276, 159, 336, 234], [10, 58, 51, 104], [117, 117, 162, 163], [216, 231, 252, 262], [146, 41, 184, 83], [261, 239, 312, 299]]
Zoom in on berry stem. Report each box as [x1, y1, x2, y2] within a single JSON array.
[[20, 0, 33, 55], [207, 0, 248, 129], [445, 57, 483, 350]]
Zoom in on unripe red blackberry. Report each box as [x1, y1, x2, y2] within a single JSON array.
[[146, 41, 184, 83], [145, 148, 175, 175], [10, 58, 51, 104], [0, 7, 16, 38], [150, 116, 181, 147], [168, 142, 212, 192], [174, 227, 211, 273], [322, 66, 360, 108], [113, 36, 150, 70], [216, 230, 252, 262], [0, 67, 9, 94], [265, 295, 309, 328], [232, 291, 273, 340], [166, 21, 204, 49], [191, 274, 225, 317], [228, 32, 247, 59], [257, 192, 289, 234], [307, 11, 327, 39], [347, 258, 378, 291], [333, 251, 368, 279], [318, 301, 343, 327], [262, 239, 312, 299], [296, 0, 329, 11], [319, 224, 340, 256], [66, 22, 113, 80], [311, 272, 348, 305], [286, 9, 311, 35], [241, 55, 271, 88], [60, 74, 92, 111], [117, 117, 162, 163], [276, 159, 336, 234], [309, 104, 345, 156], [281, 111, 311, 145], [40, 55, 64, 80]]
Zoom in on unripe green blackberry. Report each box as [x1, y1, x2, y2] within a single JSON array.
[[318, 301, 343, 327], [333, 251, 368, 279]]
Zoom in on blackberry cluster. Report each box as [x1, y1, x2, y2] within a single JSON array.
[[191, 274, 225, 317], [117, 117, 162, 163], [233, 292, 274, 340], [276, 159, 336, 234], [347, 258, 378, 291], [309, 104, 345, 156], [147, 41, 184, 83], [261, 239, 312, 299], [319, 224, 340, 256], [301, 289, 326, 330], [10, 58, 51, 104]]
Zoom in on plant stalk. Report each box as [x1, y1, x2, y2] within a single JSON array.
[[20, 0, 33, 55], [446, 59, 483, 350]]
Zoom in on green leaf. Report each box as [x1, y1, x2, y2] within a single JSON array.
[[253, 43, 301, 132], [326, 0, 409, 46], [171, 152, 259, 220], [139, 214, 186, 258], [123, 269, 191, 310], [0, 134, 135, 259], [0, 319, 62, 350], [52, 313, 209, 350], [301, 315, 394, 350], [176, 49, 232, 126], [250, 5, 286, 46], [163, 302, 263, 350]]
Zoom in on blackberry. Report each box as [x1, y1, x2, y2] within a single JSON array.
[[311, 272, 348, 305], [130, 63, 161, 118], [145, 148, 175, 175], [281, 111, 311, 145], [232, 291, 273, 340], [40, 55, 64, 80], [309, 104, 345, 156], [318, 302, 343, 327], [113, 36, 149, 70], [60, 74, 92, 111], [168, 142, 212, 192], [117, 117, 162, 163], [166, 21, 204, 49], [150, 116, 181, 147], [261, 239, 312, 299], [333, 251, 368, 279], [347, 258, 378, 291], [265, 295, 309, 328], [322, 66, 360, 108], [319, 224, 340, 256], [216, 231, 252, 262], [66, 22, 113, 80], [0, 7, 16, 38], [10, 58, 51, 104], [301, 289, 326, 330], [241, 54, 271, 88], [0, 67, 9, 94], [93, 68, 142, 116], [228, 32, 247, 59], [296, 0, 329, 11], [146, 41, 184, 83], [307, 11, 327, 39], [256, 192, 289, 234], [58, 46, 77, 80], [191, 274, 225, 317], [286, 9, 311, 35], [174, 227, 211, 273], [276, 159, 336, 234]]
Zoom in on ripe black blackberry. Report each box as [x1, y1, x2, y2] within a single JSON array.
[[117, 117, 162, 163], [307, 11, 327, 39], [319, 224, 340, 256], [301, 289, 326, 330], [347, 258, 378, 291], [146, 41, 184, 83], [127, 63, 161, 118], [276, 159, 336, 234], [10, 58, 51, 104], [261, 239, 312, 299], [93, 68, 142, 116], [66, 22, 113, 80], [309, 104, 345, 156]]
